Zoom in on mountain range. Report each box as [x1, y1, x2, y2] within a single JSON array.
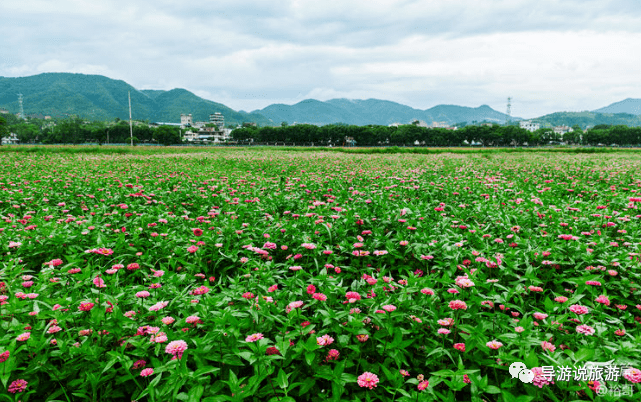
[[0, 73, 640, 127]]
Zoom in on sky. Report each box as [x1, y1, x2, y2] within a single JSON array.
[[1, 0, 640, 119]]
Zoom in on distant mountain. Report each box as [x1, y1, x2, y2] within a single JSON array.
[[253, 98, 517, 126], [0, 73, 272, 125], [593, 98, 641, 115], [532, 111, 641, 128]]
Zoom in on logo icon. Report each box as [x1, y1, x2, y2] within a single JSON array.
[[509, 362, 534, 383]]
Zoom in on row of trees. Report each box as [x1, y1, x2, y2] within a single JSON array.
[[231, 123, 641, 147], [3, 115, 641, 147], [1, 116, 182, 145]]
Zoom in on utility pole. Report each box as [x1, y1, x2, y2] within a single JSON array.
[[128, 91, 133, 146], [18, 93, 25, 119], [506, 97, 512, 126]]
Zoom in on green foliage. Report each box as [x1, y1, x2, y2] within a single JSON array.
[[153, 125, 182, 146], [533, 111, 641, 129], [0, 73, 271, 125], [0, 116, 8, 138], [0, 149, 640, 401]]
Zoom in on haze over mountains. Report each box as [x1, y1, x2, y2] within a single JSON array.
[[1, 73, 640, 127]]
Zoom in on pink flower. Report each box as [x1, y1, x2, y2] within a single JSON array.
[[79, 302, 94, 312], [449, 300, 467, 310], [285, 300, 304, 314], [16, 332, 31, 342], [136, 291, 150, 298], [576, 325, 595, 335], [165, 340, 188, 359], [162, 316, 175, 325], [541, 341, 556, 352], [307, 284, 316, 294], [554, 296, 568, 303], [533, 312, 548, 320], [140, 368, 154, 377], [437, 328, 451, 335], [595, 295, 610, 306], [8, 379, 28, 394], [486, 340, 503, 350], [569, 304, 589, 315], [623, 368, 641, 383], [246, 333, 264, 343], [417, 380, 429, 391], [531, 366, 554, 388], [382, 304, 396, 312], [312, 292, 327, 301], [193, 228, 203, 237], [454, 343, 466, 352], [185, 316, 201, 324], [127, 263, 140, 271], [93, 276, 106, 288], [345, 291, 361, 302], [356, 334, 369, 342], [357, 372, 379, 390], [421, 288, 435, 296], [187, 246, 198, 253], [132, 360, 146, 369], [317, 335, 334, 346], [326, 349, 340, 361]]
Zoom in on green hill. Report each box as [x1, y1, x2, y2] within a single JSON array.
[[532, 111, 641, 128], [0, 73, 271, 125], [254, 98, 516, 126]]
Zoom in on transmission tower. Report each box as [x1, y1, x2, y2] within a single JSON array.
[[18, 93, 25, 119], [505, 97, 512, 126]]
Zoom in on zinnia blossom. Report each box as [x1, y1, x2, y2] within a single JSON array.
[[569, 304, 589, 315], [246, 333, 264, 343], [576, 325, 595, 335], [623, 368, 641, 383], [532, 367, 554, 388], [357, 372, 379, 390], [449, 300, 467, 310], [140, 368, 154, 377], [8, 379, 28, 394], [486, 340, 503, 349], [165, 340, 188, 359]]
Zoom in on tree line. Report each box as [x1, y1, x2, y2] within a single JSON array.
[[0, 116, 182, 145], [3, 115, 641, 147], [231, 123, 641, 147]]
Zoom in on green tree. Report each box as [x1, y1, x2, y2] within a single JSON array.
[[153, 125, 181, 146], [0, 116, 8, 143]]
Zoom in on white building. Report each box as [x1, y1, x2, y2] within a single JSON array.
[[180, 114, 193, 127], [1, 132, 19, 145], [553, 125, 573, 136], [210, 113, 224, 129], [519, 120, 540, 132]]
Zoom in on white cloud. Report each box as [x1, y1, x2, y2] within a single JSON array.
[[1, 0, 641, 118]]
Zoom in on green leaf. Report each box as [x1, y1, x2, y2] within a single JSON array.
[[277, 368, 289, 389], [574, 348, 594, 363], [305, 351, 315, 366], [486, 385, 501, 394], [524, 349, 539, 369], [188, 385, 204, 402]]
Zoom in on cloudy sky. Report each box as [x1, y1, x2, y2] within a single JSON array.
[[1, 0, 640, 118]]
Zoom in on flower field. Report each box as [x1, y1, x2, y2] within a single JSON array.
[[1, 147, 640, 401]]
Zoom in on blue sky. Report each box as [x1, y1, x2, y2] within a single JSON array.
[[1, 0, 640, 118]]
